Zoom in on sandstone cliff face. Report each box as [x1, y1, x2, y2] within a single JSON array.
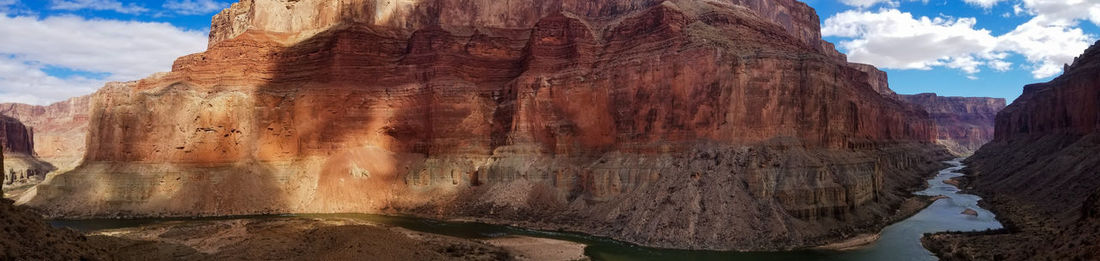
[[0, 116, 53, 187], [0, 116, 33, 156], [849, 63, 897, 100], [0, 96, 91, 170], [899, 93, 1005, 155], [208, 0, 844, 59], [27, 0, 947, 250], [926, 41, 1100, 260]]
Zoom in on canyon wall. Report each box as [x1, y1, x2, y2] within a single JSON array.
[[899, 93, 1005, 155], [26, 0, 949, 250], [208, 0, 845, 59], [0, 116, 33, 156], [0, 116, 52, 187], [0, 96, 92, 171], [849, 63, 897, 100], [924, 41, 1100, 260]]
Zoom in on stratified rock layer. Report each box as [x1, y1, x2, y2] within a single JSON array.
[[27, 0, 948, 250], [900, 93, 1005, 155], [925, 41, 1100, 260], [0, 95, 92, 171], [0, 116, 53, 187], [0, 116, 33, 156]]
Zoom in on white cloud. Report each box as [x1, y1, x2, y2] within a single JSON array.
[[962, 0, 1006, 9], [998, 19, 1092, 78], [823, 9, 1094, 79], [0, 0, 16, 12], [163, 0, 229, 15], [1018, 0, 1100, 26], [49, 0, 146, 14], [839, 0, 898, 8], [822, 9, 998, 72], [946, 55, 983, 74], [0, 14, 207, 105], [990, 60, 1013, 71], [0, 59, 102, 105]]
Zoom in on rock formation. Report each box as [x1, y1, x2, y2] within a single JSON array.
[[0, 116, 33, 156], [850, 63, 898, 100], [0, 95, 92, 171], [25, 0, 949, 250], [0, 116, 53, 187], [923, 41, 1100, 260], [900, 93, 1005, 156]]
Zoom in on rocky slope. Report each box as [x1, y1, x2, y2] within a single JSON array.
[[25, 0, 949, 250], [900, 93, 1005, 155], [924, 41, 1100, 260], [4, 148, 100, 260], [0, 95, 92, 171]]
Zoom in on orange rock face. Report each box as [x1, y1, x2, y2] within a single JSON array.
[[27, 0, 949, 250], [0, 96, 91, 170], [900, 93, 1005, 155]]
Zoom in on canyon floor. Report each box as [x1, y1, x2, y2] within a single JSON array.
[[5, 197, 596, 261], [81, 218, 524, 261]]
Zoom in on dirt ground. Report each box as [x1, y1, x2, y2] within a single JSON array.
[[84, 217, 516, 261]]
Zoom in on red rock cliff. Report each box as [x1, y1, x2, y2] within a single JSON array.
[[0, 96, 91, 170], [0, 115, 54, 188], [28, 0, 947, 250], [939, 41, 1100, 260], [0, 117, 33, 156], [900, 93, 1005, 155]]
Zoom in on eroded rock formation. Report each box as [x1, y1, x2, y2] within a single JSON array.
[[0, 116, 33, 156], [0, 116, 53, 187], [900, 93, 1005, 155], [0, 95, 92, 171], [924, 41, 1100, 260], [26, 0, 949, 250], [850, 63, 897, 100]]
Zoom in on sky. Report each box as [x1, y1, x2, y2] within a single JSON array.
[[806, 0, 1100, 102], [0, 0, 1097, 105]]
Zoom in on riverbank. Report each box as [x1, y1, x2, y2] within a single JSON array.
[[39, 160, 994, 261], [813, 195, 942, 251], [920, 185, 1100, 261], [484, 236, 587, 260]]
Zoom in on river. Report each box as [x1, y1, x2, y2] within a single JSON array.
[[51, 159, 1001, 260]]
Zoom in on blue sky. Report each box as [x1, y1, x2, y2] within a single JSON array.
[[0, 0, 227, 105], [805, 0, 1100, 102], [3, 0, 220, 30], [0, 0, 1097, 105]]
